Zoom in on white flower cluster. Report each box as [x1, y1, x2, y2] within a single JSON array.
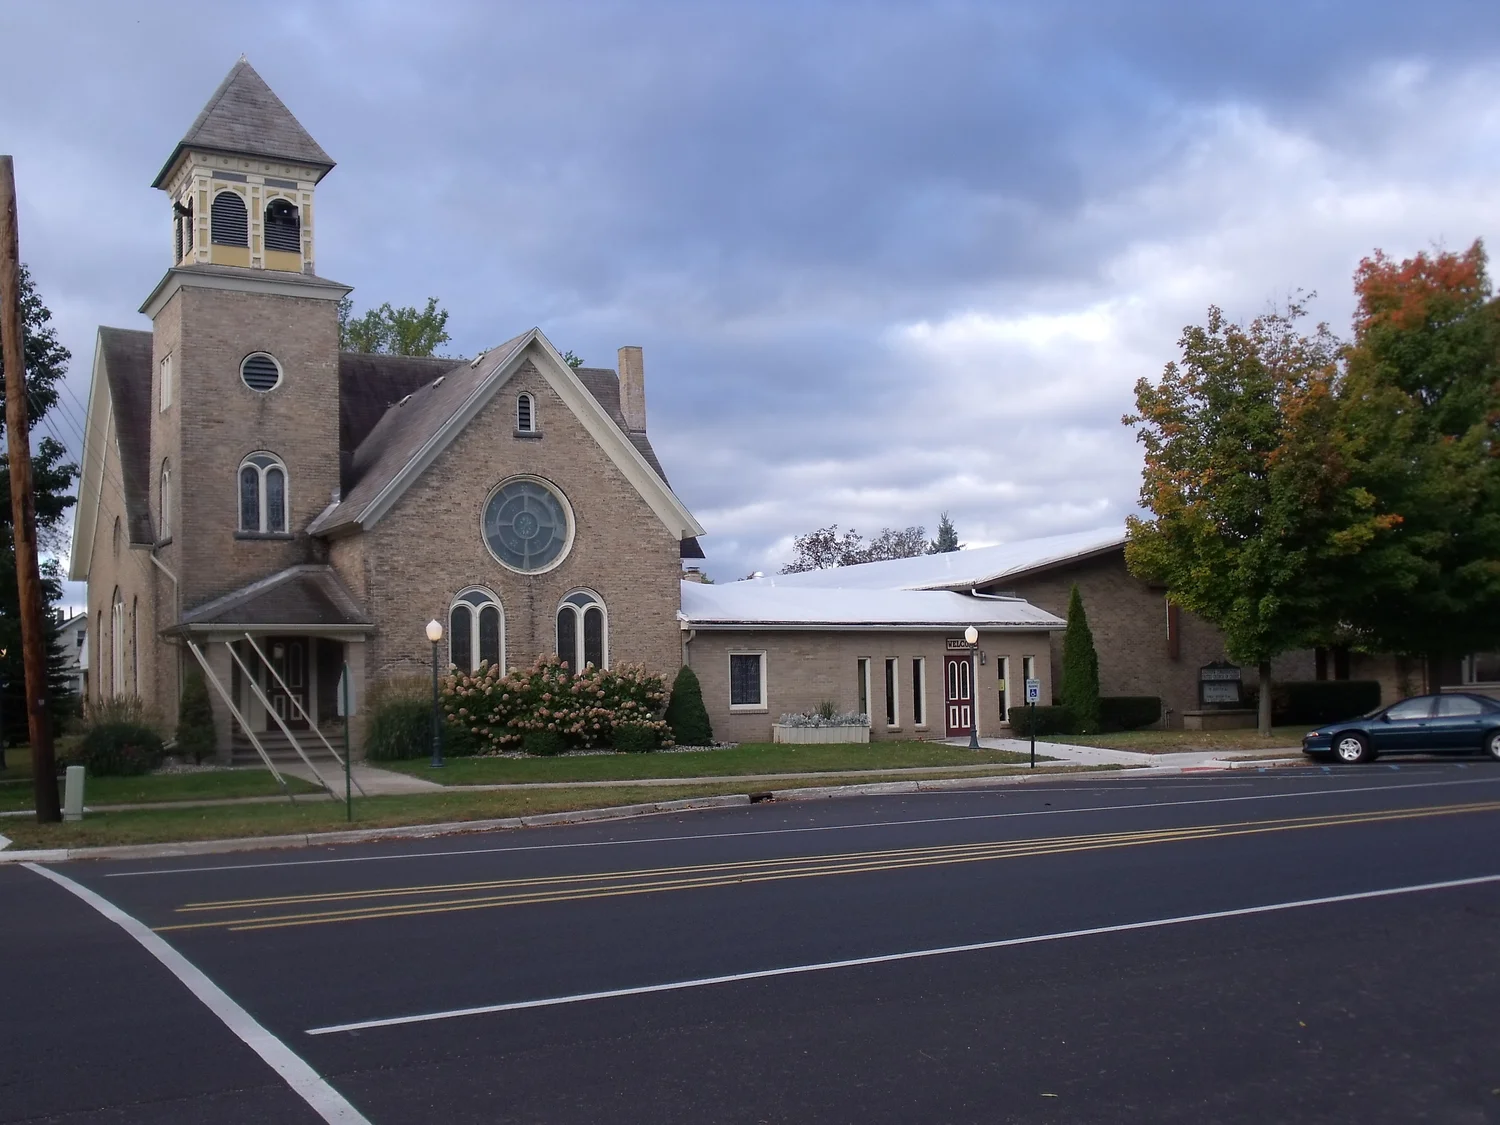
[[776, 710, 869, 728]]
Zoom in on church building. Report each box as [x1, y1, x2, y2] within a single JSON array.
[[71, 60, 705, 761]]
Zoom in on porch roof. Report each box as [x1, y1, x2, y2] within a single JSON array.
[[173, 565, 372, 633]]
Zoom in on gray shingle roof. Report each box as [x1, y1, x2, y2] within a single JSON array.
[[176, 565, 371, 629], [97, 327, 156, 545], [153, 59, 334, 187]]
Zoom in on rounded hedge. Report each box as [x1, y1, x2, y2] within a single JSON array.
[[74, 721, 166, 777]]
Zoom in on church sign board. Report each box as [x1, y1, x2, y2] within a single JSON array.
[[1199, 661, 1242, 707]]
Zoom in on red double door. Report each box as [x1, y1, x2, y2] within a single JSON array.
[[945, 654, 973, 737]]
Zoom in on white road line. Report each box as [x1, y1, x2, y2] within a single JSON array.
[[306, 871, 1500, 1037], [102, 773, 1500, 879], [23, 863, 370, 1124]]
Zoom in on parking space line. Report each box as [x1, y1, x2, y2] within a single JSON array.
[[23, 863, 371, 1124], [305, 872, 1500, 1036]]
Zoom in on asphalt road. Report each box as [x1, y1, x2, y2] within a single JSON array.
[[5, 762, 1500, 1123]]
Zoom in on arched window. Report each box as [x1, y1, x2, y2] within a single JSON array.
[[159, 459, 172, 540], [240, 352, 282, 392], [448, 588, 503, 673], [184, 200, 194, 254], [556, 590, 607, 672], [131, 596, 139, 693], [239, 452, 288, 534], [516, 392, 535, 433], [211, 190, 248, 247], [264, 198, 301, 253], [112, 515, 121, 556], [110, 589, 124, 697]]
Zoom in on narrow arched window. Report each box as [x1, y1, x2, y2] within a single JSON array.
[[131, 596, 139, 693], [448, 588, 503, 673], [264, 198, 301, 253], [239, 452, 288, 534], [517, 392, 535, 433], [556, 590, 607, 672], [184, 200, 194, 253], [159, 459, 172, 540], [110, 589, 124, 697], [211, 191, 249, 247]]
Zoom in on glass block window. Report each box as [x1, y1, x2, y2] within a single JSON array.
[[730, 652, 765, 709], [483, 477, 571, 573], [449, 588, 503, 673], [239, 452, 288, 533], [556, 590, 607, 672]]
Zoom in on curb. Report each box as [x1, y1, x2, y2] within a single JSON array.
[[0, 757, 1316, 865]]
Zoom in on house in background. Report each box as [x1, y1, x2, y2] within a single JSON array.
[[54, 611, 88, 698]]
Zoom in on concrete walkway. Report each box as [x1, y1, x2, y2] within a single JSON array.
[[276, 761, 445, 796], [951, 736, 1303, 770]]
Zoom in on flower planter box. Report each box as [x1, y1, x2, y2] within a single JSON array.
[[772, 723, 870, 744]]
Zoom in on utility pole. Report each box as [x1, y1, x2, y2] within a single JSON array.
[[0, 156, 60, 823]]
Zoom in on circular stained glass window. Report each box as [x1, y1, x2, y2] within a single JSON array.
[[483, 477, 572, 573]]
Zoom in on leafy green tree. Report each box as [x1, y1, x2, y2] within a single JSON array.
[[175, 666, 216, 764], [781, 523, 927, 572], [663, 665, 713, 746], [1, 266, 79, 744], [928, 511, 962, 553], [1125, 301, 1387, 735], [337, 296, 451, 357], [1058, 584, 1100, 732], [1332, 242, 1500, 662], [562, 350, 585, 369]]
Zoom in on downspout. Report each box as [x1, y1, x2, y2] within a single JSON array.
[[681, 627, 696, 668]]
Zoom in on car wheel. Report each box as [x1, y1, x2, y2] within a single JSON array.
[[1335, 733, 1372, 764], [1486, 730, 1500, 762]]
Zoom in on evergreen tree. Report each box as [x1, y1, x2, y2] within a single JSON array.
[[176, 667, 216, 764], [928, 511, 961, 553], [1058, 584, 1101, 733], [664, 665, 713, 746], [0, 266, 79, 745]]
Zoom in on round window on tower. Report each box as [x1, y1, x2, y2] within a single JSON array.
[[482, 476, 573, 574], [240, 352, 282, 392]]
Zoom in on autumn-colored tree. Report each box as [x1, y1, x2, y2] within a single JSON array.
[[1332, 241, 1500, 663], [1125, 302, 1391, 735]]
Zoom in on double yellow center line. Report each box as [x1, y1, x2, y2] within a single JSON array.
[[157, 799, 1500, 934]]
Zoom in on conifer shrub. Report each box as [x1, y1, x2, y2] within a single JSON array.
[[176, 668, 217, 764], [664, 665, 713, 746], [1059, 584, 1101, 733]]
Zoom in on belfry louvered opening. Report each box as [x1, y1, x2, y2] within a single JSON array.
[[211, 191, 249, 247], [240, 353, 282, 392], [264, 198, 301, 253], [517, 392, 534, 432]]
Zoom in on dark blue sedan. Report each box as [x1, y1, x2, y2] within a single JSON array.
[[1302, 693, 1500, 764]]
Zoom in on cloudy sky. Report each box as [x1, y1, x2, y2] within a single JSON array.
[[7, 1, 1500, 599]]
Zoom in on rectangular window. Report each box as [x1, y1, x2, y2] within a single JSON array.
[[997, 656, 1010, 723], [857, 658, 870, 719], [729, 652, 766, 709], [1465, 653, 1500, 684], [1022, 655, 1036, 702], [884, 658, 898, 727], [912, 658, 925, 727], [159, 354, 173, 411]]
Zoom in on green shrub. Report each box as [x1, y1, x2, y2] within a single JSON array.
[[444, 656, 669, 753], [612, 722, 660, 753], [363, 698, 433, 761], [1059, 584, 1101, 733], [84, 694, 160, 731], [523, 729, 565, 756], [1273, 681, 1381, 725], [176, 668, 216, 763], [72, 721, 165, 777], [1007, 705, 1074, 737], [664, 665, 713, 746], [1099, 696, 1162, 731]]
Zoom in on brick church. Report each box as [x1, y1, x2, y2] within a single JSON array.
[[72, 60, 706, 761]]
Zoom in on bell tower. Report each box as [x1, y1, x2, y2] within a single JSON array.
[[142, 59, 350, 611]]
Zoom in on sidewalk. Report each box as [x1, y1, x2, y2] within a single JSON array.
[[954, 736, 1303, 771]]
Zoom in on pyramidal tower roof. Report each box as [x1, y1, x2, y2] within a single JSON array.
[[152, 58, 334, 187]]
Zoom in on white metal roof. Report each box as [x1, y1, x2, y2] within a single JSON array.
[[745, 526, 1127, 592], [679, 582, 1065, 630]]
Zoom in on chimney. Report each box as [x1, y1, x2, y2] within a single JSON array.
[[618, 345, 646, 433]]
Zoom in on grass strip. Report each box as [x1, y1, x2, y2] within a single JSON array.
[[379, 740, 1034, 785], [1039, 727, 1311, 753], [0, 765, 1093, 850], [0, 768, 323, 812]]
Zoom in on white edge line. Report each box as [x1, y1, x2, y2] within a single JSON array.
[[23, 863, 371, 1124], [306, 872, 1500, 1037], [102, 773, 1500, 879]]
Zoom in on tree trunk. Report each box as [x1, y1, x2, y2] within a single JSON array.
[[1257, 660, 1273, 737]]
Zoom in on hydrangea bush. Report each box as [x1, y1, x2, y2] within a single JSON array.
[[442, 655, 670, 753]]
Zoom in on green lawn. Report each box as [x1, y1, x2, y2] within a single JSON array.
[[0, 756, 323, 812], [1038, 726, 1312, 753], [0, 764, 1090, 850], [379, 740, 1037, 785]]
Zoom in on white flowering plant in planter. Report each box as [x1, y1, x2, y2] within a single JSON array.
[[776, 709, 869, 728], [773, 701, 871, 744]]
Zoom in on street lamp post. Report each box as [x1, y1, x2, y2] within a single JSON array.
[[964, 625, 980, 750], [425, 619, 445, 768]]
